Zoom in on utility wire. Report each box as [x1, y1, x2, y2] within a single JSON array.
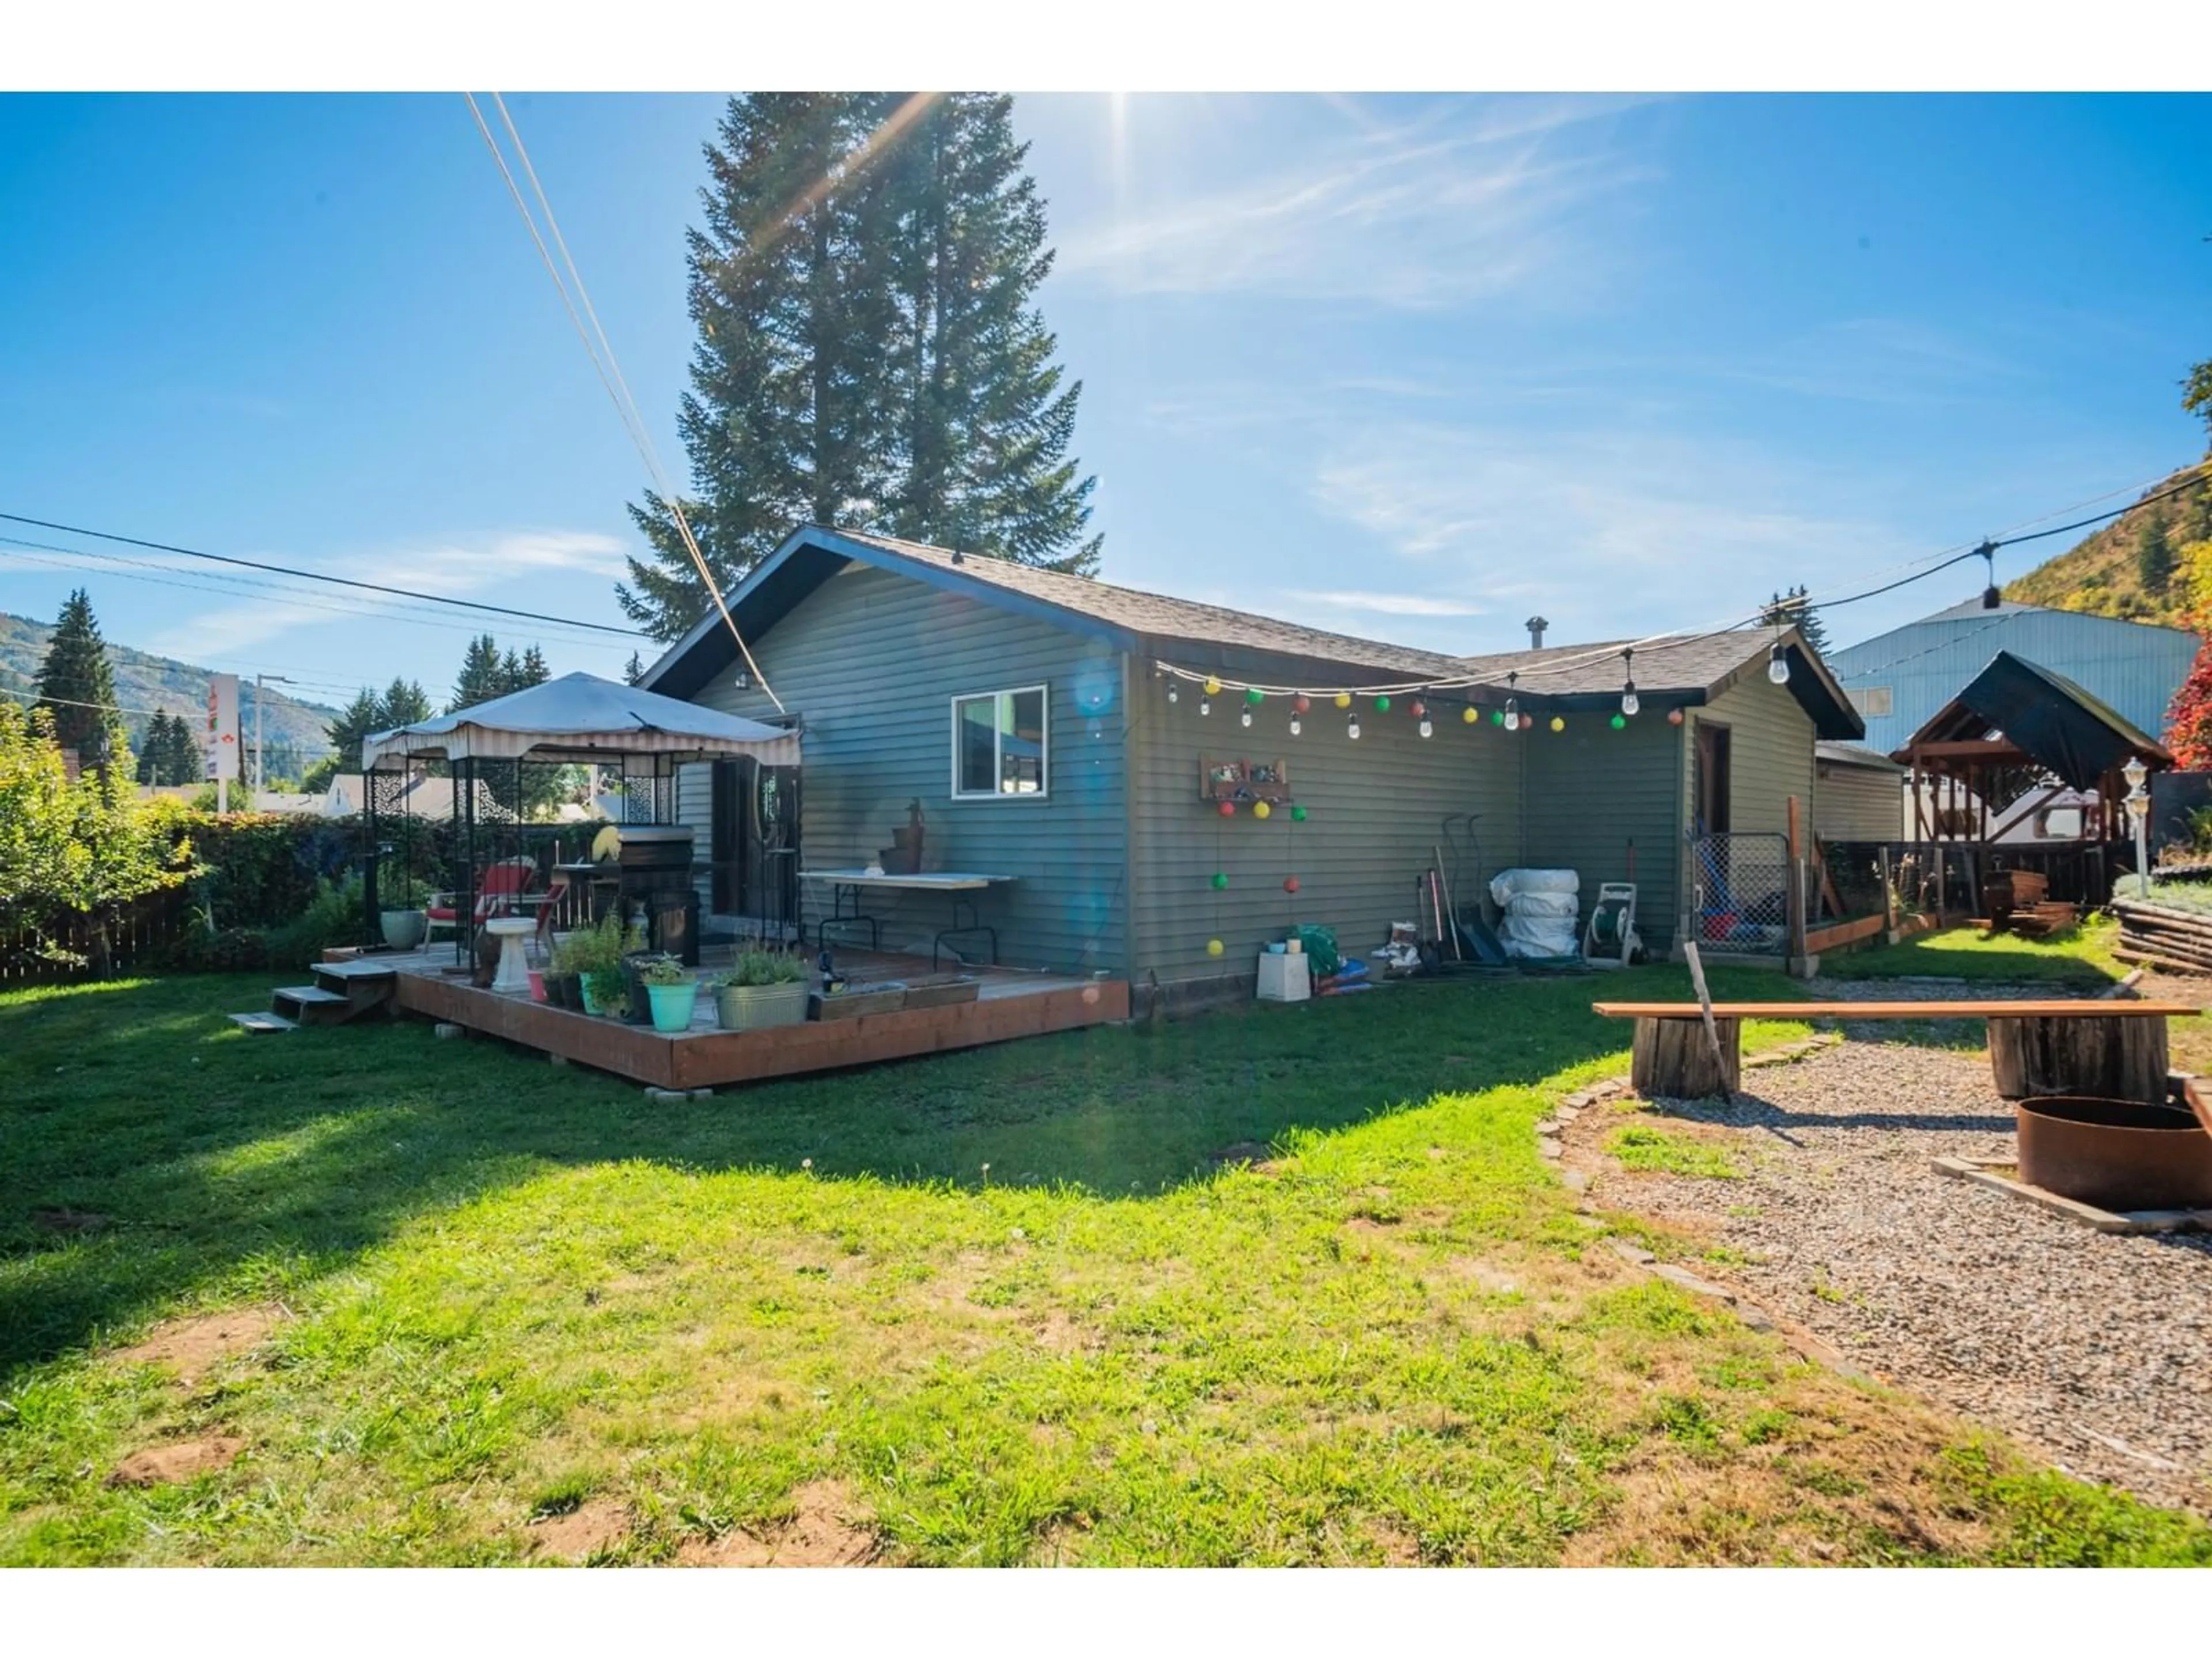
[[0, 540, 638, 656], [0, 512, 648, 637], [467, 93, 782, 711]]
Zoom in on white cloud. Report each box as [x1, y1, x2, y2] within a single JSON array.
[[1307, 423, 1911, 647], [1058, 100, 1653, 309], [1287, 589, 1487, 617], [1704, 317, 2032, 406], [143, 529, 628, 660]]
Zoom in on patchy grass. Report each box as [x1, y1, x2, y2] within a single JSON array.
[[1604, 1126, 1743, 1181], [1818, 919, 2125, 985], [1, 965, 2205, 1566]]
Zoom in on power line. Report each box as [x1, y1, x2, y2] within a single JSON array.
[[0, 539, 637, 654], [0, 510, 649, 637], [467, 91, 783, 711]]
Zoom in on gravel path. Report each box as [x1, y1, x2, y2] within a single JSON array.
[[1582, 980, 2212, 1513]]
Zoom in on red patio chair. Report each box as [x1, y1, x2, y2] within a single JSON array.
[[425, 857, 548, 948]]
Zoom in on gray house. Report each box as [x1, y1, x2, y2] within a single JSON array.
[[642, 527, 1863, 986]]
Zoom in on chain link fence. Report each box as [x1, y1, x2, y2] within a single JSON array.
[[1687, 831, 1790, 956]]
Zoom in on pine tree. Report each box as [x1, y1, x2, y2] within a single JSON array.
[[34, 589, 126, 774], [380, 678, 433, 729], [516, 646, 550, 689], [134, 711, 165, 786], [166, 710, 203, 785], [621, 93, 1100, 639], [624, 651, 646, 686], [2135, 510, 2176, 595], [451, 634, 507, 711], [1760, 585, 1830, 657], [325, 688, 387, 772], [880, 94, 1099, 572]]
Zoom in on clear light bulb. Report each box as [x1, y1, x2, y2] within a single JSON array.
[[1767, 644, 1790, 685], [1289, 716, 1302, 736], [1199, 699, 1210, 716], [1621, 686, 1639, 717], [1240, 709, 1252, 728], [1347, 717, 1362, 740], [1167, 684, 1179, 704], [1418, 718, 1433, 738], [1503, 702, 1520, 732]]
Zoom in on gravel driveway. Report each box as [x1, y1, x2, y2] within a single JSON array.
[[1579, 981, 2212, 1513]]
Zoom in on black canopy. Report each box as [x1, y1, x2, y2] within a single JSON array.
[[1893, 650, 2170, 790]]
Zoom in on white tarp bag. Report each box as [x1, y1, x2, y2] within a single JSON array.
[[1488, 868, 1581, 959]]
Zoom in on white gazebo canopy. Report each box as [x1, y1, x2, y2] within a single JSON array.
[[360, 671, 801, 770]]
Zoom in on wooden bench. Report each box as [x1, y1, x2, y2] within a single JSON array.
[[1592, 998, 2201, 1104]]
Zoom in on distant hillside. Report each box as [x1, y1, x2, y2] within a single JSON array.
[[0, 611, 340, 765], [2004, 464, 2212, 627]]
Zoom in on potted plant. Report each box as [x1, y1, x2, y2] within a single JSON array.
[[542, 931, 584, 1011], [714, 949, 812, 1032], [583, 964, 628, 1018], [640, 955, 699, 1033], [379, 876, 435, 950]]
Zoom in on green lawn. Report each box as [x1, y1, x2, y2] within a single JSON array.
[[2, 965, 2205, 1566], [1817, 917, 2126, 986]]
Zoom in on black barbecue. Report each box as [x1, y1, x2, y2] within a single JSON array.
[[612, 824, 700, 966]]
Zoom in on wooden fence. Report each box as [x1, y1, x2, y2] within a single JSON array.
[[0, 888, 195, 986]]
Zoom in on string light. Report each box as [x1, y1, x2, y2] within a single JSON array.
[[1767, 642, 1791, 685], [1461, 706, 1478, 725], [1503, 672, 1520, 732], [1289, 713, 1302, 736], [1200, 698, 1211, 716], [1240, 707, 1252, 728], [1347, 713, 1362, 740], [1167, 684, 1179, 704], [1620, 647, 1639, 718]]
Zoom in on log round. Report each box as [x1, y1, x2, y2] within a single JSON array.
[[1630, 1016, 1741, 1101], [1986, 1014, 2168, 1105]]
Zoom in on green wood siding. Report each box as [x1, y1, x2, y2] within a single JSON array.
[[1676, 671, 1819, 946], [677, 563, 1128, 974], [1815, 763, 1904, 842], [1124, 676, 1522, 984], [1520, 712, 1684, 954]]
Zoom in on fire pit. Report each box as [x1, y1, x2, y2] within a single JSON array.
[[2014, 1094, 2212, 1213]]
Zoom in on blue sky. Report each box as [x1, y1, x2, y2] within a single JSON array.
[[1, 92, 2207, 714]]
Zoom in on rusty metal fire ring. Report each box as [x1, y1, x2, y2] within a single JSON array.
[[2014, 1094, 2212, 1213]]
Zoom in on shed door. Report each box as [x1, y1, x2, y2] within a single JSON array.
[[1695, 724, 1732, 835]]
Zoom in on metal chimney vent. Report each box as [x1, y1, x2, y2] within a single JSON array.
[[1525, 615, 1550, 649]]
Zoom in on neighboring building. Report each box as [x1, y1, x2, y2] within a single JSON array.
[[1830, 597, 2198, 756], [1812, 741, 1906, 842], [642, 527, 1863, 984]]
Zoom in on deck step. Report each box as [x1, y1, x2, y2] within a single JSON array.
[[275, 984, 350, 1005], [312, 959, 399, 981], [228, 1011, 297, 1033]]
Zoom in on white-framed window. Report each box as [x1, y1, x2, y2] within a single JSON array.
[[1849, 685, 1893, 717], [950, 685, 1049, 799]]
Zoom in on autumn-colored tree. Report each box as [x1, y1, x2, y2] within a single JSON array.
[[2163, 624, 2212, 770]]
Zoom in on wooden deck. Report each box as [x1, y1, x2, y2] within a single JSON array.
[[369, 946, 1128, 1090]]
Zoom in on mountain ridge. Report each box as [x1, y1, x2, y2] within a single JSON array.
[[0, 610, 340, 766], [2002, 464, 2212, 629]]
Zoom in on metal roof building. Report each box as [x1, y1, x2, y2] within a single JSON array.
[[1827, 597, 2199, 756]]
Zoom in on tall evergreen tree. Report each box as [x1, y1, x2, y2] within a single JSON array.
[[451, 634, 508, 711], [516, 646, 550, 688], [2135, 510, 2176, 595], [621, 92, 1099, 639], [381, 677, 433, 729], [134, 711, 167, 786], [624, 650, 646, 686], [1760, 585, 1830, 657], [34, 589, 127, 774], [880, 94, 1099, 571], [325, 688, 387, 773]]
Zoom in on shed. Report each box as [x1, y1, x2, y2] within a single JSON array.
[[642, 527, 1861, 984], [1813, 741, 1906, 842]]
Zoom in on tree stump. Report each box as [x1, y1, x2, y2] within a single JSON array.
[[1630, 1016, 1741, 1100], [1986, 1015, 2168, 1104]]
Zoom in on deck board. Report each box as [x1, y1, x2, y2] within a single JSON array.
[[368, 947, 1127, 1088]]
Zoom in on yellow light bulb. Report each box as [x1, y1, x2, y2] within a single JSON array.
[[1334, 692, 1351, 709]]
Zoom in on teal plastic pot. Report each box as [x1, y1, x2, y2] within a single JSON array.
[[646, 980, 700, 1033]]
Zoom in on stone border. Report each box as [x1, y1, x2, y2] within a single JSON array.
[[1931, 1156, 2212, 1235], [1548, 1062, 1876, 1385]]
